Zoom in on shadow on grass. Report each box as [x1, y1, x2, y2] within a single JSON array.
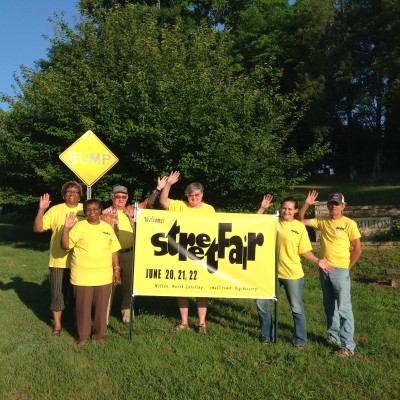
[[353, 276, 394, 289], [1, 277, 330, 344], [0, 276, 76, 336], [134, 295, 181, 319], [0, 222, 50, 252], [210, 298, 328, 345], [123, 295, 265, 335]]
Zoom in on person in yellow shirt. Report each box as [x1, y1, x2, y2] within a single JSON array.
[[62, 199, 121, 347], [33, 181, 85, 336], [299, 191, 362, 357], [256, 195, 332, 349], [159, 171, 215, 333], [101, 177, 168, 325]]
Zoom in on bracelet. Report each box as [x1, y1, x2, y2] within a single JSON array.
[[155, 188, 162, 193], [113, 266, 120, 271]]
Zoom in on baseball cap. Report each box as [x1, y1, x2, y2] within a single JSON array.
[[112, 185, 128, 195], [328, 193, 345, 203]]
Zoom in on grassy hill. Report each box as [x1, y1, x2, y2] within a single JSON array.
[[293, 172, 400, 206]]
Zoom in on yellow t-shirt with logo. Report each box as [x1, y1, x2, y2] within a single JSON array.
[[311, 216, 361, 268], [278, 219, 312, 280], [68, 220, 121, 286], [42, 203, 85, 268], [169, 200, 215, 213], [117, 209, 134, 249]]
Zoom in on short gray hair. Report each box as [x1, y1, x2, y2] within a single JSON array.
[[185, 182, 204, 195]]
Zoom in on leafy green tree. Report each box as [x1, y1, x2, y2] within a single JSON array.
[[225, 0, 334, 173], [221, 0, 400, 180], [2, 4, 324, 210], [323, 0, 400, 178]]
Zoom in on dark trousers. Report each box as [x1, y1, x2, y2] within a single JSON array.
[[49, 268, 72, 311], [73, 284, 112, 340]]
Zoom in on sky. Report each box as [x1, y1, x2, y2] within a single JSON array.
[[0, 1, 297, 111], [0, 0, 79, 111]]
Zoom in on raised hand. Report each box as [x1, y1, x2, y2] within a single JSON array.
[[39, 193, 51, 210], [305, 190, 319, 205], [64, 212, 77, 229], [167, 171, 180, 186], [157, 175, 169, 191], [260, 194, 273, 210]]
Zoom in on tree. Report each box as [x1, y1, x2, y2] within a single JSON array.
[[226, 0, 335, 174], [325, 0, 400, 178], [2, 4, 325, 209], [224, 0, 400, 178]]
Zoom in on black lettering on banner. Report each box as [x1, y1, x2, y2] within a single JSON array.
[[150, 220, 265, 273]]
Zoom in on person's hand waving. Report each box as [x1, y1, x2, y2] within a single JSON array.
[[157, 175, 169, 191], [305, 190, 319, 205], [39, 193, 51, 210], [167, 171, 180, 186], [260, 194, 273, 210], [64, 212, 76, 230]]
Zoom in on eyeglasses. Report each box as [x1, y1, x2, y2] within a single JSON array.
[[114, 195, 128, 200], [85, 207, 100, 212], [65, 190, 80, 195], [188, 193, 201, 198]]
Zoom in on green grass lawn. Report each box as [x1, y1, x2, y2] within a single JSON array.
[[0, 219, 399, 400], [1, 180, 399, 399], [292, 173, 400, 206]]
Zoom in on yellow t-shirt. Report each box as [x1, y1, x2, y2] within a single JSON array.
[[277, 219, 312, 280], [68, 220, 121, 286], [311, 216, 361, 268], [42, 203, 85, 268], [117, 210, 134, 249], [169, 199, 215, 213]]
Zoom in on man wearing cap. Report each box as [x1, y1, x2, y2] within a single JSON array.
[[299, 190, 362, 357], [101, 177, 168, 324]]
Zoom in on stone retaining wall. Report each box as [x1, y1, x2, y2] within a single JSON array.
[[310, 203, 400, 243], [312, 242, 400, 248]]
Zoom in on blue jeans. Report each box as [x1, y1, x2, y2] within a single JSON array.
[[256, 277, 307, 346], [320, 268, 355, 353]]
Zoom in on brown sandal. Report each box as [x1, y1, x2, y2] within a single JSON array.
[[197, 325, 207, 334], [76, 339, 88, 347], [51, 328, 62, 336], [175, 323, 190, 331]]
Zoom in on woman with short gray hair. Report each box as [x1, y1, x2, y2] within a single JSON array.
[[160, 171, 215, 333]]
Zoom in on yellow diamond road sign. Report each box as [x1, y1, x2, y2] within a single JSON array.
[[59, 130, 119, 186]]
